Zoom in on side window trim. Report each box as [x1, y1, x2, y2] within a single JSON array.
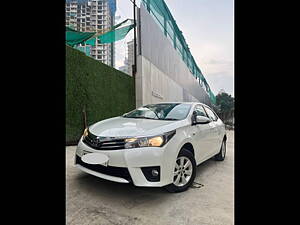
[[200, 105, 209, 118], [203, 106, 218, 122], [213, 110, 219, 121], [193, 104, 209, 118], [192, 105, 199, 115]]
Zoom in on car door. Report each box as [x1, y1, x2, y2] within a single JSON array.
[[212, 111, 225, 147], [191, 105, 212, 163], [203, 106, 220, 156]]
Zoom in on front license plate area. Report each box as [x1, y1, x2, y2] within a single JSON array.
[[81, 152, 109, 167]]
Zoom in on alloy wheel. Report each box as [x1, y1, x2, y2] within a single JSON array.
[[173, 156, 193, 187], [221, 141, 226, 158]]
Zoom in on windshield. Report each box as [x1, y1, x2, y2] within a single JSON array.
[[123, 103, 192, 120]]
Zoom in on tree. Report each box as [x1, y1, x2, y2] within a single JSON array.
[[215, 92, 234, 124]]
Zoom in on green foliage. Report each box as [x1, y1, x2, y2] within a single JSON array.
[[216, 92, 234, 113], [215, 92, 234, 125], [66, 45, 136, 144]]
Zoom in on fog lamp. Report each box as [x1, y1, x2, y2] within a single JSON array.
[[151, 169, 159, 177]]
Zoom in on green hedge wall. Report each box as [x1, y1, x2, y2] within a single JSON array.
[[66, 45, 136, 144]]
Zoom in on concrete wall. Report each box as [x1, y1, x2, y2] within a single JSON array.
[[135, 5, 211, 107]]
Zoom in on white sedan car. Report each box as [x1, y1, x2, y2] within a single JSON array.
[[75, 102, 226, 192]]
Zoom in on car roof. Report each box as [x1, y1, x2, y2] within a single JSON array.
[[145, 102, 210, 108]]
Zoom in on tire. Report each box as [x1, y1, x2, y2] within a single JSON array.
[[165, 148, 196, 193], [214, 138, 226, 161]]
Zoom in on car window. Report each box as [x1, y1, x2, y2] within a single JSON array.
[[164, 104, 192, 120], [125, 107, 158, 119], [194, 105, 208, 117], [123, 103, 192, 120], [204, 107, 218, 121]]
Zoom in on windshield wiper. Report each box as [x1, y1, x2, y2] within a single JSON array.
[[143, 106, 160, 119], [160, 118, 179, 121], [123, 116, 158, 120]]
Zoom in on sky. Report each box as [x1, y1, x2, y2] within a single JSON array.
[[115, 0, 234, 96]]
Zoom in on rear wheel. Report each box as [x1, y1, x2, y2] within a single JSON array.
[[165, 148, 196, 193], [214, 138, 226, 161]]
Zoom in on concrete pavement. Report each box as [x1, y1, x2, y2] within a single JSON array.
[[66, 131, 234, 225]]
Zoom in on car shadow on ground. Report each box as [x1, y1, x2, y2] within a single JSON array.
[[71, 156, 219, 203], [72, 172, 172, 208]]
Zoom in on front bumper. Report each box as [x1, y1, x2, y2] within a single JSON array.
[[75, 137, 176, 187], [75, 155, 131, 183]]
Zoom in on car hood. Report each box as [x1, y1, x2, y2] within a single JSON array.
[[88, 116, 187, 137]]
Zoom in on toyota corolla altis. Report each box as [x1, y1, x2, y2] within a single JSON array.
[[75, 102, 226, 192]]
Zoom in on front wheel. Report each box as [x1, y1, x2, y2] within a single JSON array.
[[165, 148, 196, 193]]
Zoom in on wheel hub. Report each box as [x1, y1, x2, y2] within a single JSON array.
[[221, 141, 226, 158], [173, 156, 193, 187]]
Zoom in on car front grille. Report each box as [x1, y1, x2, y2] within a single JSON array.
[[83, 131, 126, 150], [76, 155, 132, 182]]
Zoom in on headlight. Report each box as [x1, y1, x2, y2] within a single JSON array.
[[124, 130, 176, 149], [82, 128, 88, 138]]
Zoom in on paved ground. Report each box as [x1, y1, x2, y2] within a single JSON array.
[[66, 131, 234, 225]]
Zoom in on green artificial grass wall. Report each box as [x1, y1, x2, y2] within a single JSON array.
[[66, 45, 136, 144]]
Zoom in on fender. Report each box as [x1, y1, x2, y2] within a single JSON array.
[[162, 127, 196, 185]]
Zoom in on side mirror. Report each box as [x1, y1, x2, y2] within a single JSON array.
[[195, 116, 211, 124]]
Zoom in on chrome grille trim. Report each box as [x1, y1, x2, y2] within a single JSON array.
[[83, 131, 126, 150]]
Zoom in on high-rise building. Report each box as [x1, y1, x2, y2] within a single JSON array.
[[65, 0, 116, 67], [119, 40, 134, 76], [127, 40, 134, 76]]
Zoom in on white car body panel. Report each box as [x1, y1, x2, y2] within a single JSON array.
[[75, 102, 226, 187], [89, 116, 187, 138], [76, 164, 130, 183]]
